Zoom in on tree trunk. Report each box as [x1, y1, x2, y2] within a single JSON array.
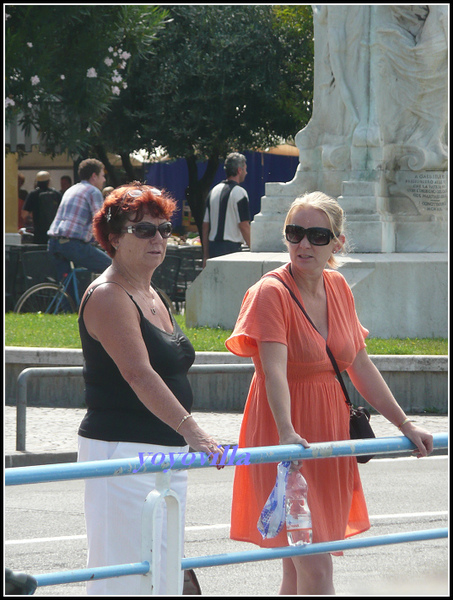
[[120, 152, 136, 183], [185, 153, 220, 239], [73, 157, 82, 184], [95, 145, 118, 187]]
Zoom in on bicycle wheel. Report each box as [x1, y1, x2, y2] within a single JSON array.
[[14, 283, 77, 314]]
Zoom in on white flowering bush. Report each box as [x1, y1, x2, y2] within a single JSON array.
[[5, 5, 167, 154]]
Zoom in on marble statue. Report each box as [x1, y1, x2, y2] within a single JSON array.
[[252, 5, 448, 252]]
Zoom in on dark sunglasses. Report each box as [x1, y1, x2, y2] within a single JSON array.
[[122, 221, 173, 239], [285, 224, 335, 246]]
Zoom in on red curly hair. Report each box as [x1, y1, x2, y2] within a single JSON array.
[[93, 182, 177, 257]]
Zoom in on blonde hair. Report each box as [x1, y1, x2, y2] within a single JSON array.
[[283, 191, 347, 269]]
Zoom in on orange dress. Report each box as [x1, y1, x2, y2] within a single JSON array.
[[225, 264, 370, 548]]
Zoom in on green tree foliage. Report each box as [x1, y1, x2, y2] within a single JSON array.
[[272, 5, 314, 127], [5, 5, 167, 157], [110, 5, 314, 232], [5, 5, 314, 231]]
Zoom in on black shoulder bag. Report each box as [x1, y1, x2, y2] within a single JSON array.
[[266, 273, 375, 463]]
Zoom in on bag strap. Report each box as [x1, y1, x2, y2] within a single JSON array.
[[265, 272, 353, 408]]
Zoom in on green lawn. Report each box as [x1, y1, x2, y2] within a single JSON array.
[[4, 313, 448, 354]]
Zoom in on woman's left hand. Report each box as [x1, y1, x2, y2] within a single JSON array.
[[347, 350, 434, 458], [400, 422, 434, 457]]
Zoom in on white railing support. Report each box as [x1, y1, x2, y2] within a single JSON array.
[[140, 472, 182, 595]]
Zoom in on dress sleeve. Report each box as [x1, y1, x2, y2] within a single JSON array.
[[225, 278, 289, 357]]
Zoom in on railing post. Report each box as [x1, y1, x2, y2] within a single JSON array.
[[14, 362, 253, 451], [15, 367, 83, 451], [16, 369, 29, 451], [140, 472, 182, 595]]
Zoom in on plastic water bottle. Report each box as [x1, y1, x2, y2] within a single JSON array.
[[285, 469, 313, 546]]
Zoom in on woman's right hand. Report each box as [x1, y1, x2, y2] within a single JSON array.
[[179, 421, 225, 468], [279, 431, 310, 471]]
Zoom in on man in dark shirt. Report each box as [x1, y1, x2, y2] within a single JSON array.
[[202, 152, 251, 266], [22, 171, 62, 244]]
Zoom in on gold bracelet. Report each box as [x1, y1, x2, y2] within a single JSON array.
[[176, 414, 193, 432], [397, 417, 413, 430]]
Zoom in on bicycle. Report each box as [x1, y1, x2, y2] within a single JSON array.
[[14, 258, 177, 315], [14, 262, 87, 314]]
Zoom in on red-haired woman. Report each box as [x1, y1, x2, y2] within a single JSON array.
[[77, 183, 222, 595]]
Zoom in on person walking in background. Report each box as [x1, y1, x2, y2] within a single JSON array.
[[102, 186, 114, 199], [17, 172, 29, 229], [47, 159, 111, 288], [60, 175, 72, 195], [202, 152, 251, 267], [225, 191, 433, 595], [21, 171, 61, 244]]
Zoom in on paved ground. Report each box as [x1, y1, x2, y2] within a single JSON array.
[[5, 408, 448, 596], [5, 406, 448, 467]]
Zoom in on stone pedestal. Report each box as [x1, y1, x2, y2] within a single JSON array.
[[338, 181, 394, 253], [186, 252, 448, 339], [251, 181, 297, 252], [251, 173, 448, 254], [386, 170, 449, 252]]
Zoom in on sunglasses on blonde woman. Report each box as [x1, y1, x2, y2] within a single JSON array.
[[285, 224, 335, 246], [121, 222, 173, 239]]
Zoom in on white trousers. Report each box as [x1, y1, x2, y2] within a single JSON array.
[[78, 436, 188, 595]]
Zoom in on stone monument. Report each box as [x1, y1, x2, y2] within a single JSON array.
[[252, 5, 448, 253], [187, 5, 448, 338]]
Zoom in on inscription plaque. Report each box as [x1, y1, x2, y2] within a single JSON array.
[[396, 171, 448, 216]]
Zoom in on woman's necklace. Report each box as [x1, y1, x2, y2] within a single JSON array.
[[113, 266, 156, 315]]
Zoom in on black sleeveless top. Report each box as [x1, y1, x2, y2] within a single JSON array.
[[78, 282, 195, 446]]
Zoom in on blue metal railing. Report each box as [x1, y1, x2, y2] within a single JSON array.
[[5, 434, 449, 594], [181, 527, 448, 569], [6, 433, 448, 486], [31, 528, 448, 589]]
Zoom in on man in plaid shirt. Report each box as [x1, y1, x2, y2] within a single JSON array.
[[48, 158, 111, 294]]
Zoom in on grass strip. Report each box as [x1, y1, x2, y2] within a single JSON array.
[[4, 313, 447, 354]]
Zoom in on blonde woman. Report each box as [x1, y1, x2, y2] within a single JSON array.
[[226, 192, 433, 595]]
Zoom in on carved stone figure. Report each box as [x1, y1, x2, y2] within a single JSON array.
[[252, 5, 448, 252]]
